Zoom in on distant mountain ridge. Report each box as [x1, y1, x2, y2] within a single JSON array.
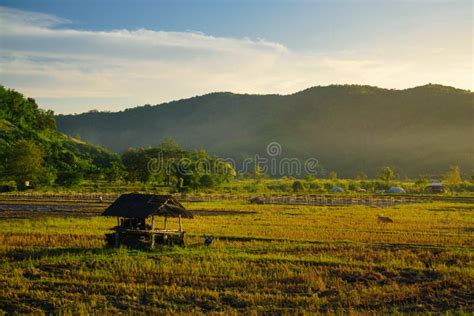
[[56, 84, 473, 177]]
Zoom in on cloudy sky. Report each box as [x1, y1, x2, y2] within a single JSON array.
[[0, 0, 472, 114]]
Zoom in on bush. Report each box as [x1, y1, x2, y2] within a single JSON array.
[[0, 180, 17, 192], [199, 175, 215, 188], [308, 181, 325, 192], [334, 181, 348, 191], [451, 182, 474, 193], [55, 170, 84, 187], [292, 180, 306, 193], [348, 181, 360, 191], [267, 183, 292, 192], [323, 182, 334, 191]]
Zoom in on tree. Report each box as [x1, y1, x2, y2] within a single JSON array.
[[415, 178, 430, 191], [252, 165, 267, 180], [444, 165, 462, 187], [105, 161, 127, 182], [5, 140, 45, 185], [122, 148, 151, 182], [328, 171, 337, 180], [199, 174, 215, 188], [292, 180, 305, 192], [159, 137, 181, 152], [55, 170, 83, 187], [378, 166, 394, 185], [176, 177, 185, 191]]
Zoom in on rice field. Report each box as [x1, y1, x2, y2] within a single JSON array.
[[0, 196, 472, 314]]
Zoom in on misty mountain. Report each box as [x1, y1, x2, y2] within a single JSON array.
[[56, 84, 473, 178]]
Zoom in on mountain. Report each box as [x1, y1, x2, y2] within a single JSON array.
[[0, 86, 121, 186], [56, 84, 473, 178]]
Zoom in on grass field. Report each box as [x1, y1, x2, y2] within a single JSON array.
[[0, 196, 472, 314]]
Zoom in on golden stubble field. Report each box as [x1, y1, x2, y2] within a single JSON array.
[[0, 197, 472, 314]]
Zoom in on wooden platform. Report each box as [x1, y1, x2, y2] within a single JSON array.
[[105, 229, 186, 248]]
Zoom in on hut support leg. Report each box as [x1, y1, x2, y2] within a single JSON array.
[[151, 234, 155, 249], [114, 232, 120, 247], [164, 216, 168, 230], [114, 217, 120, 247], [178, 215, 182, 232]]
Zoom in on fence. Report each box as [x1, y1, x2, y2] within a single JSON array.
[[1, 192, 472, 206]]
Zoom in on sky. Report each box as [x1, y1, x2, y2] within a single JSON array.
[[0, 0, 472, 114]]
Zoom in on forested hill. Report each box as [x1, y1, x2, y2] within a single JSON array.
[[0, 86, 121, 187], [56, 84, 473, 178]]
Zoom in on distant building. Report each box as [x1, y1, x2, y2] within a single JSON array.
[[426, 182, 445, 194], [387, 186, 406, 194], [330, 186, 344, 193], [102, 194, 193, 248]]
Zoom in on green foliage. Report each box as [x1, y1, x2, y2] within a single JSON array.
[[415, 178, 430, 192], [199, 174, 215, 188], [250, 165, 267, 180], [122, 140, 235, 190], [174, 149, 235, 190], [444, 165, 462, 187], [0, 180, 17, 192], [0, 86, 123, 188], [104, 161, 127, 182], [4, 140, 45, 185], [379, 166, 395, 186], [122, 148, 154, 183], [347, 181, 361, 191], [292, 180, 306, 192], [308, 181, 325, 192], [0, 86, 55, 131], [55, 170, 84, 187]]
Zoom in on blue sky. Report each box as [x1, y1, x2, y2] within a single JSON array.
[[0, 0, 472, 113]]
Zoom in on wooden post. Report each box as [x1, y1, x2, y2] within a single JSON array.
[[114, 232, 120, 247], [150, 234, 155, 249], [164, 216, 168, 230], [178, 215, 182, 232], [113, 217, 121, 247]]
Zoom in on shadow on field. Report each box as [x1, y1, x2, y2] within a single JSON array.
[[4, 247, 108, 261], [462, 227, 474, 233], [191, 210, 257, 216], [193, 235, 324, 244], [428, 206, 473, 212], [0, 209, 100, 219], [338, 267, 441, 286]]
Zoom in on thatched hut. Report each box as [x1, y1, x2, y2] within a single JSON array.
[[102, 194, 193, 248], [426, 182, 445, 194]]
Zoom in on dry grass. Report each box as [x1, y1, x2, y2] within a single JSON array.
[[0, 198, 472, 314]]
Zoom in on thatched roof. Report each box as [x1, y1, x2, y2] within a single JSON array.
[[101, 194, 193, 219]]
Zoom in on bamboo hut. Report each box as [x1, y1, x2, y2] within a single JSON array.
[[101, 194, 193, 249], [426, 182, 445, 194]]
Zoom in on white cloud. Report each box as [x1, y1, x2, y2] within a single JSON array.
[[0, 6, 471, 114]]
